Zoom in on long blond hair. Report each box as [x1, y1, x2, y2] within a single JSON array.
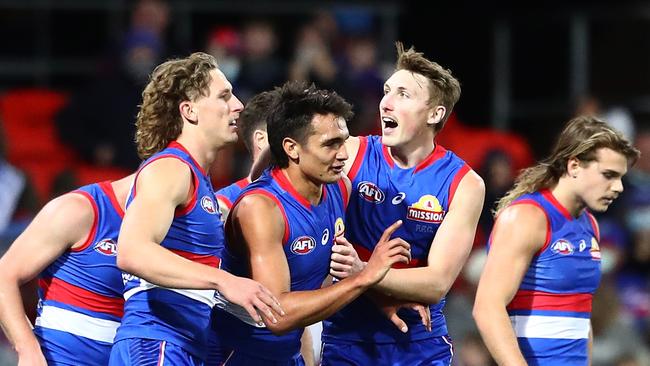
[[135, 52, 218, 159], [495, 116, 639, 214]]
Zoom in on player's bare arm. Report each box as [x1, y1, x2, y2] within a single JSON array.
[[372, 170, 485, 304], [472, 203, 547, 366], [117, 157, 283, 325], [0, 194, 93, 365], [232, 193, 410, 335]]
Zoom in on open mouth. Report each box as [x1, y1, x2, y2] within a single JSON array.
[[382, 116, 398, 129], [228, 120, 237, 127]]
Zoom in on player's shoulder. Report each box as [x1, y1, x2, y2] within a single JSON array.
[[497, 201, 548, 229]]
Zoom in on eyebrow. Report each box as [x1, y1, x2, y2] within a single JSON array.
[[602, 168, 623, 177], [322, 134, 349, 146]]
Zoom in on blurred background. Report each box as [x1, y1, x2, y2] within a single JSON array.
[[0, 1, 648, 365]]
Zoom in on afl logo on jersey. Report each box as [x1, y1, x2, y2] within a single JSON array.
[[407, 195, 445, 223], [201, 195, 217, 214], [291, 236, 317, 255], [94, 239, 117, 256], [551, 239, 574, 255], [358, 181, 385, 203]]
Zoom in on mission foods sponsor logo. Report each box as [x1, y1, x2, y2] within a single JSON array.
[[407, 195, 445, 223]]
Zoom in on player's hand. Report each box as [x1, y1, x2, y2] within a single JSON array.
[[359, 220, 410, 286], [379, 301, 431, 333], [330, 236, 366, 279], [219, 273, 285, 326]]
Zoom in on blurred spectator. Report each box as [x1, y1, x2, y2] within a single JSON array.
[[591, 277, 650, 366], [437, 113, 534, 178], [477, 149, 515, 245], [336, 36, 384, 136], [55, 28, 164, 170], [236, 20, 286, 102], [575, 94, 636, 141], [0, 123, 38, 248], [205, 25, 243, 85], [288, 22, 338, 88], [205, 25, 244, 188], [615, 126, 650, 335], [130, 0, 170, 38]]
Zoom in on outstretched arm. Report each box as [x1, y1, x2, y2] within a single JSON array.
[[0, 194, 93, 365], [231, 193, 410, 335], [373, 170, 485, 304], [117, 158, 283, 324], [473, 204, 547, 366]]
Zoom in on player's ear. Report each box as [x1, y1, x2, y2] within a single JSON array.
[[254, 129, 268, 152], [283, 137, 299, 161], [179, 101, 198, 124], [426, 105, 445, 128]]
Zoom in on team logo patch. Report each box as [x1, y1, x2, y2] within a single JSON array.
[[94, 239, 117, 256], [291, 236, 317, 255], [406, 195, 445, 223], [334, 217, 345, 237], [590, 237, 601, 260], [551, 239, 574, 255], [392, 192, 406, 205], [201, 195, 217, 214], [357, 181, 385, 203]]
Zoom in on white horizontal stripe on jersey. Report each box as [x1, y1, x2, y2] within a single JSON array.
[[510, 314, 590, 339], [123, 278, 218, 308], [35, 305, 119, 343]]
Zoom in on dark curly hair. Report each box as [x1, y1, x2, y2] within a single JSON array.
[[267, 81, 353, 168]]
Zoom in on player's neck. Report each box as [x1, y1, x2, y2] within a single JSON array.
[[175, 134, 218, 173], [550, 178, 585, 217], [388, 139, 436, 169], [283, 166, 323, 206]]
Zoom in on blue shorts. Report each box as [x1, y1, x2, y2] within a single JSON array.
[[321, 336, 453, 366], [222, 350, 305, 366], [109, 338, 204, 366]]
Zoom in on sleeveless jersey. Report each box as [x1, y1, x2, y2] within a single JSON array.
[[114, 141, 224, 360], [322, 135, 471, 344], [35, 181, 124, 365], [214, 168, 348, 361], [500, 189, 601, 365], [215, 177, 250, 211]]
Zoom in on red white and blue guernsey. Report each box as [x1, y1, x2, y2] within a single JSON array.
[[113, 141, 224, 360], [500, 189, 601, 366], [35, 181, 124, 366], [215, 177, 250, 211], [322, 135, 471, 344], [214, 167, 348, 363]]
